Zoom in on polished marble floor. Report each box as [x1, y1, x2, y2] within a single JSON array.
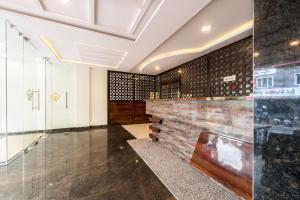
[[122, 123, 151, 139], [0, 126, 174, 200]]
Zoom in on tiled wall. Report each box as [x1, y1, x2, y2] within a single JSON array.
[[254, 0, 300, 199]]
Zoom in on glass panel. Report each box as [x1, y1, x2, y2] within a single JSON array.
[[6, 23, 24, 160], [267, 77, 272, 87], [23, 40, 45, 147], [257, 79, 262, 88], [0, 19, 7, 164], [262, 78, 267, 87], [0, 20, 46, 166], [47, 62, 75, 130]]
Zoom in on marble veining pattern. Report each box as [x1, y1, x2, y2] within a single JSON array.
[[146, 99, 253, 162]]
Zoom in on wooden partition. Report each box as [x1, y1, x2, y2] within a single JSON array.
[[107, 71, 155, 125], [108, 101, 149, 125]]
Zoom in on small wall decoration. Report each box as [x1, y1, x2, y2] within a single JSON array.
[[223, 75, 236, 82], [26, 89, 33, 101], [50, 92, 61, 102]]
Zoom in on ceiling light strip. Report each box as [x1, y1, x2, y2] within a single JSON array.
[[62, 59, 118, 68], [41, 35, 63, 60], [139, 20, 254, 72], [40, 35, 118, 68]]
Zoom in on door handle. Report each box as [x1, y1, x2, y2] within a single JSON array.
[[32, 89, 40, 111], [65, 92, 68, 109]]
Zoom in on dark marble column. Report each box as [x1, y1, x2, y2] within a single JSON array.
[[254, 0, 300, 199]]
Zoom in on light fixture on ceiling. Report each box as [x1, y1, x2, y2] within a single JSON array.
[[139, 20, 254, 72], [178, 69, 183, 74], [60, 0, 71, 4], [253, 51, 260, 58], [155, 66, 160, 71], [290, 40, 300, 47], [62, 59, 117, 68], [201, 25, 211, 33], [40, 35, 118, 68], [40, 35, 62, 60]]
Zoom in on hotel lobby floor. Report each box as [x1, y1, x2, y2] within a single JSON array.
[[0, 126, 174, 200]]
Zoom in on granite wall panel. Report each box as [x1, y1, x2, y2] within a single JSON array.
[[254, 0, 300, 199]]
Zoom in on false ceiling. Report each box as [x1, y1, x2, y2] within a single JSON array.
[[132, 0, 254, 75], [0, 0, 212, 71]]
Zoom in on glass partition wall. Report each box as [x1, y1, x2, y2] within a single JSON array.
[[0, 19, 7, 164], [0, 20, 46, 165], [46, 62, 76, 131]]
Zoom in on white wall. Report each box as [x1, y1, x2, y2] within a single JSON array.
[[2, 61, 108, 132], [46, 65, 106, 129], [75, 66, 90, 127], [89, 68, 107, 126], [0, 19, 6, 134], [47, 63, 76, 129]]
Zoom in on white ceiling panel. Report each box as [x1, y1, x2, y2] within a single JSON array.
[[132, 0, 254, 75], [75, 43, 127, 67], [41, 0, 90, 22], [0, 0, 232, 72], [0, 0, 33, 7], [96, 0, 153, 34]]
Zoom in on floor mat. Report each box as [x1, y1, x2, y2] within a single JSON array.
[[128, 139, 240, 200]]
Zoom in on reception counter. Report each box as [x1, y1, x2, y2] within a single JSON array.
[[146, 96, 253, 199]]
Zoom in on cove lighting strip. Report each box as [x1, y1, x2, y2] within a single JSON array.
[[40, 35, 118, 68], [139, 20, 254, 72]]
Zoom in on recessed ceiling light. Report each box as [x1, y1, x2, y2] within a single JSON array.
[[201, 25, 211, 33], [290, 40, 300, 47], [139, 20, 253, 72], [178, 69, 183, 74], [60, 0, 70, 4], [155, 66, 160, 71]]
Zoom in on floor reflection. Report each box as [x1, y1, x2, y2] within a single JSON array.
[[0, 126, 173, 200]]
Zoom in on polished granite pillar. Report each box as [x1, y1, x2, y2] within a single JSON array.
[[254, 0, 300, 199]]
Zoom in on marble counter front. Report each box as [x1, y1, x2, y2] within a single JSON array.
[[146, 97, 254, 199], [146, 97, 253, 160]]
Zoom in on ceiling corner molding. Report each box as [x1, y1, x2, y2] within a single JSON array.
[[0, 6, 136, 41], [33, 0, 45, 11], [89, 0, 96, 25]]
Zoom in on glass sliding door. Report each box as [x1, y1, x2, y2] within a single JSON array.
[[46, 62, 76, 130], [6, 22, 25, 161], [23, 38, 45, 148], [0, 19, 7, 164], [0, 20, 46, 165]]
